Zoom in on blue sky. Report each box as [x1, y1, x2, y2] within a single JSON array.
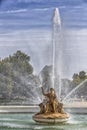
[[0, 0, 87, 78]]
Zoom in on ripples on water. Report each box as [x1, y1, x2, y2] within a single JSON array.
[[0, 113, 87, 130]]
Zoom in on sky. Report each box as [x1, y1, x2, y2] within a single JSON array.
[[0, 0, 87, 78]]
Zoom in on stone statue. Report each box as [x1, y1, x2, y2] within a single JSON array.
[[33, 84, 69, 123], [38, 86, 64, 114], [41, 87, 58, 113]]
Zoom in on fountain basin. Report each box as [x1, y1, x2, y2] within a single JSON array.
[[33, 113, 69, 123]]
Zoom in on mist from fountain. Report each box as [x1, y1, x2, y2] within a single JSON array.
[[63, 79, 87, 103], [10, 69, 43, 104]]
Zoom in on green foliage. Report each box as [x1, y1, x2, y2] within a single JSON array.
[[9, 50, 33, 74], [72, 71, 87, 86], [79, 71, 87, 80], [0, 51, 33, 75], [0, 50, 34, 101]]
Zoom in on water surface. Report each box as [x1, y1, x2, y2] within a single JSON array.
[[0, 113, 87, 130]]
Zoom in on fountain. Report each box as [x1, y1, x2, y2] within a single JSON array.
[[33, 86, 69, 123], [52, 8, 62, 100], [33, 8, 69, 123], [63, 79, 87, 103]]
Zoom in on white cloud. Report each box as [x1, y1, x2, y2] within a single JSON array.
[[0, 9, 28, 14]]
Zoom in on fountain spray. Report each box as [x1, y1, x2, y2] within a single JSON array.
[[52, 8, 62, 100]]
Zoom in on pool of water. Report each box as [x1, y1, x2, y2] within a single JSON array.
[[0, 113, 87, 130]]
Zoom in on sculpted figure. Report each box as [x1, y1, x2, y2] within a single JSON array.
[[38, 84, 65, 115], [41, 87, 59, 113]]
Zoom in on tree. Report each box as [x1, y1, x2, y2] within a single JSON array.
[[72, 73, 81, 86], [79, 71, 87, 80], [0, 50, 34, 102], [9, 50, 33, 75], [72, 71, 87, 86], [13, 50, 30, 62]]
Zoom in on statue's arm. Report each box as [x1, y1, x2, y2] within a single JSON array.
[[41, 87, 47, 96]]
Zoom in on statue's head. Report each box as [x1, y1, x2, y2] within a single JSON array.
[[50, 88, 55, 95], [50, 88, 54, 91]]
